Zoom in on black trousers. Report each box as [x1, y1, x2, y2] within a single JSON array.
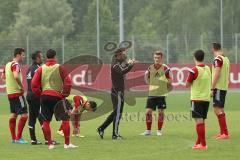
[[99, 88, 124, 136], [26, 92, 44, 141]]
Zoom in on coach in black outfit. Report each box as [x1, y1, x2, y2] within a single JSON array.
[[97, 48, 136, 140], [26, 51, 59, 145]]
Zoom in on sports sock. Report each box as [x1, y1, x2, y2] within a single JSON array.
[[58, 121, 64, 131], [217, 113, 228, 135], [74, 114, 80, 130], [62, 121, 70, 145], [195, 124, 200, 145], [146, 113, 152, 130], [9, 117, 16, 140], [17, 116, 28, 140], [158, 113, 164, 130], [42, 121, 52, 145], [196, 123, 206, 146]]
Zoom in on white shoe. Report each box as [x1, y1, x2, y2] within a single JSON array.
[[48, 144, 55, 150], [156, 130, 162, 136], [72, 134, 85, 138], [140, 130, 151, 136], [78, 135, 85, 138], [64, 143, 79, 149], [57, 130, 64, 136]]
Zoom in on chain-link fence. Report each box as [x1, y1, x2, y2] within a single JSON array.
[[0, 33, 239, 65]]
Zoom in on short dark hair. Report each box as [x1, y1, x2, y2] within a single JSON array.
[[31, 51, 42, 61], [114, 48, 126, 54], [194, 50, 205, 62], [46, 49, 56, 59], [212, 42, 221, 51], [154, 51, 163, 57], [14, 48, 25, 57], [89, 101, 97, 112]]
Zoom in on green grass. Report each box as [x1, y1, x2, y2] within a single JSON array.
[[0, 92, 239, 160]]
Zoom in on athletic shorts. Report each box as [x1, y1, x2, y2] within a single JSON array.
[[213, 89, 227, 108], [191, 101, 209, 119], [146, 96, 166, 111], [40, 95, 62, 121], [8, 95, 28, 115]]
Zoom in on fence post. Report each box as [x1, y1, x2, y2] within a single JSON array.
[[200, 34, 204, 49], [96, 0, 100, 63], [62, 35, 65, 64], [235, 33, 238, 64], [131, 35, 135, 59], [26, 35, 29, 65], [166, 34, 169, 64]]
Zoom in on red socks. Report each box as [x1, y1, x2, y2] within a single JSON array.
[[17, 116, 28, 140], [217, 113, 228, 135], [59, 121, 64, 131], [62, 121, 70, 145], [196, 123, 206, 146], [43, 120, 70, 145], [9, 118, 16, 140], [146, 113, 152, 130], [146, 113, 164, 131], [158, 113, 164, 130], [74, 114, 80, 129], [43, 121, 52, 145]]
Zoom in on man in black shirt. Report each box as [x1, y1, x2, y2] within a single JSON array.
[[26, 51, 60, 145], [26, 51, 43, 144], [97, 48, 136, 140]]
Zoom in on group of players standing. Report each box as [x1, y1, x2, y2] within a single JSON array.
[[138, 42, 229, 150], [97, 42, 230, 150], [96, 42, 229, 150], [1, 42, 230, 150], [2, 49, 97, 149]]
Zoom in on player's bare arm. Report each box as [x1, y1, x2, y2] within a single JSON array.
[[13, 71, 24, 91], [212, 67, 221, 89]]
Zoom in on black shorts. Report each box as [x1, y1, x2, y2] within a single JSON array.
[[213, 89, 227, 108], [40, 95, 62, 121], [191, 101, 209, 119], [146, 96, 166, 111], [8, 95, 28, 115]]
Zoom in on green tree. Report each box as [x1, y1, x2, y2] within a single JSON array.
[[9, 0, 74, 62], [67, 0, 92, 36], [79, 0, 118, 61], [0, 0, 21, 33]]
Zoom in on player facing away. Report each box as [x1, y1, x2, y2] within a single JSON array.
[[140, 51, 172, 136], [186, 50, 211, 150], [2, 48, 28, 144], [57, 94, 97, 137], [97, 47, 137, 140], [26, 51, 59, 145], [211, 42, 230, 139], [32, 49, 77, 149]]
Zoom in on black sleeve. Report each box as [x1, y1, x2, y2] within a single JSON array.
[[112, 62, 133, 75], [32, 65, 39, 77]]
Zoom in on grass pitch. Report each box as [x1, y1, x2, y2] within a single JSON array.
[[0, 92, 239, 160]]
